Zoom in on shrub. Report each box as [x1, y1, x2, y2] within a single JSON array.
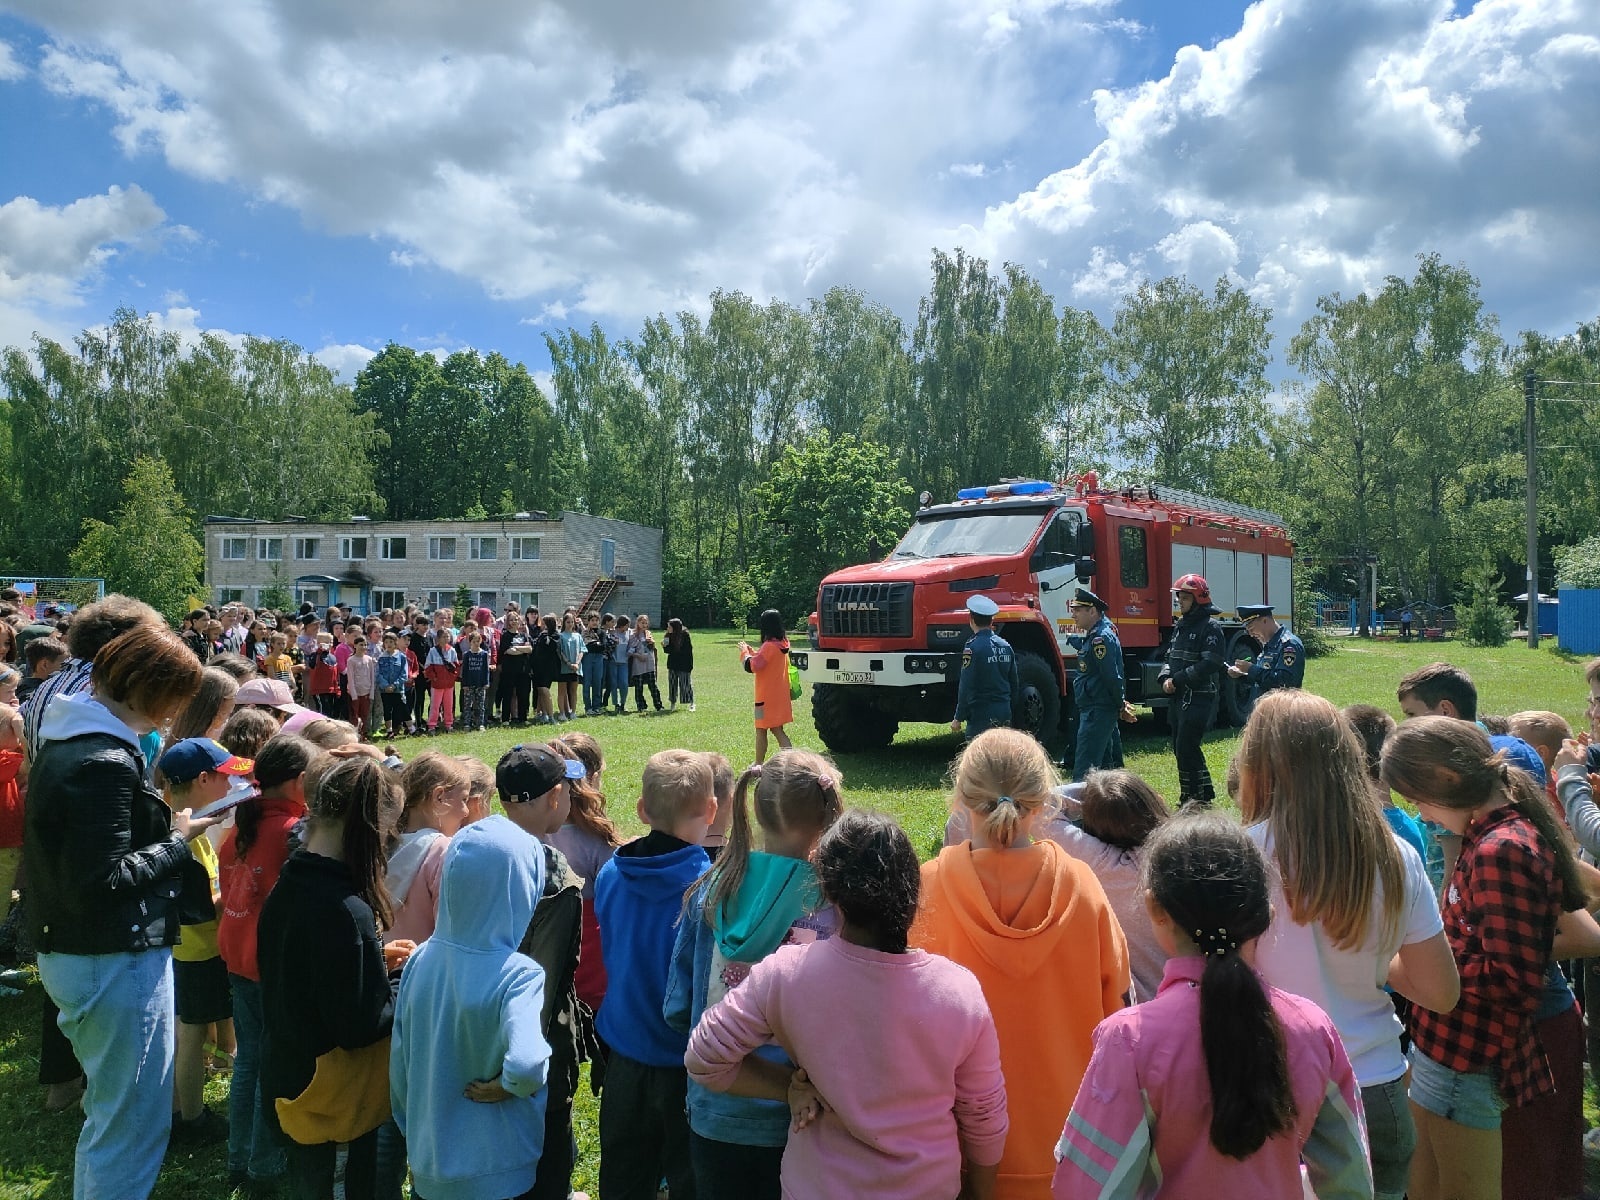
[[1555, 535, 1600, 590]]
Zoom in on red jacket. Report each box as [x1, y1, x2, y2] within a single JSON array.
[[217, 794, 307, 981]]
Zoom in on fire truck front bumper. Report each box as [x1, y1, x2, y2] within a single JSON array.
[[791, 649, 959, 689]]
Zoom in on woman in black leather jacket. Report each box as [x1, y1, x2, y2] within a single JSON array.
[[24, 623, 209, 1200]]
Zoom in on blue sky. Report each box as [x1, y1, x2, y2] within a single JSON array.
[[2, 0, 1596, 382]]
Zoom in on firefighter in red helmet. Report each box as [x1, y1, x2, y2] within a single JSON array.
[[1158, 573, 1226, 805]]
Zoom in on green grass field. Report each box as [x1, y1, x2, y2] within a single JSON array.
[[0, 633, 1594, 1198]]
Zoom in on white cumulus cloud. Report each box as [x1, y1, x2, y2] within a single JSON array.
[[0, 39, 25, 80], [977, 0, 1600, 333], [1, 0, 1597, 349], [0, 184, 167, 306]]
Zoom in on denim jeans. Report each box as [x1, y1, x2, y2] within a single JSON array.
[[228, 974, 286, 1181], [374, 1117, 406, 1200], [608, 661, 630, 709], [1360, 1075, 1416, 1200], [38, 948, 176, 1200], [582, 654, 607, 712]]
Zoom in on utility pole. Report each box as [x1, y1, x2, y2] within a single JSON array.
[[1525, 368, 1539, 649]]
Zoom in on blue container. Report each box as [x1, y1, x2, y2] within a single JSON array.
[[1539, 598, 1559, 637], [1558, 588, 1600, 655]]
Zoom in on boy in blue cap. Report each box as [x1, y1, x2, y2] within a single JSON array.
[[157, 737, 254, 1143]]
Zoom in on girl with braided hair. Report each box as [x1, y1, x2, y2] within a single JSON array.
[[1053, 810, 1371, 1200], [913, 727, 1129, 1200]]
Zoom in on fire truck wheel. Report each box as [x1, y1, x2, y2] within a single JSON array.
[[1012, 651, 1061, 744], [1218, 629, 1260, 728], [811, 684, 900, 754]]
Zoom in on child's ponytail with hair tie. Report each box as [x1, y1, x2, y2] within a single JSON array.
[[1194, 926, 1239, 957]]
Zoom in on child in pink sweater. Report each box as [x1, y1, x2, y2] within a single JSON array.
[[1052, 811, 1371, 1200], [686, 810, 1008, 1200]]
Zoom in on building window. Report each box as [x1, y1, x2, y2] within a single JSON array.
[[468, 536, 497, 561], [371, 588, 407, 611], [257, 538, 284, 562], [380, 536, 408, 561], [473, 590, 498, 612], [296, 585, 324, 608], [428, 536, 457, 561], [294, 536, 321, 561], [340, 536, 368, 561], [424, 590, 456, 613], [510, 536, 540, 562], [508, 590, 541, 613], [217, 587, 245, 604], [220, 537, 247, 561], [1118, 525, 1150, 589]]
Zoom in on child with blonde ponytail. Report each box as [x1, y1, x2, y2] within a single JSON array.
[[912, 727, 1130, 1200], [665, 749, 846, 1200]]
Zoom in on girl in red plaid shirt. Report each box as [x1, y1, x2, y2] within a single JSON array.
[[1381, 716, 1589, 1200]]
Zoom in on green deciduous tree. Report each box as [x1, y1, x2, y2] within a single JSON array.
[[69, 457, 204, 622], [1103, 276, 1272, 491], [753, 432, 913, 621]]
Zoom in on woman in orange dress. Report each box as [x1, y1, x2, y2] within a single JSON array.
[[738, 608, 794, 764]]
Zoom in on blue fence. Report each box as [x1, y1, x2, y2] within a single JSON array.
[[1559, 588, 1600, 655]]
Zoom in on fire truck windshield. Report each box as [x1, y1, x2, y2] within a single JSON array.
[[891, 510, 1049, 560]]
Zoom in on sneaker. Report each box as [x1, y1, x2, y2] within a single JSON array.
[[172, 1108, 229, 1144], [478, 725, 487, 733], [689, 703, 696, 711]]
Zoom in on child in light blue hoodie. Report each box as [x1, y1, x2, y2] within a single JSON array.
[[664, 749, 845, 1199], [390, 815, 552, 1200]]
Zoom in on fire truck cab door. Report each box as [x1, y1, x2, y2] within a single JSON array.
[[1032, 508, 1086, 657]]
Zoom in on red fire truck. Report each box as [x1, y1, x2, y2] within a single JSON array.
[[792, 474, 1295, 754]]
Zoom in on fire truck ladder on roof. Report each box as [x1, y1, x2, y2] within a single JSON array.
[[1142, 485, 1285, 529]]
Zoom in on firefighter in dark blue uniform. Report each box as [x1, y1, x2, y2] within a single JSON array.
[[1067, 588, 1126, 781], [1158, 573, 1226, 806], [950, 594, 1018, 740], [1228, 604, 1305, 703]]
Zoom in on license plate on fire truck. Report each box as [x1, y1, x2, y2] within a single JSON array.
[[834, 671, 874, 684]]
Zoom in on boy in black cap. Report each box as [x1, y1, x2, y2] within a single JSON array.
[[1066, 588, 1127, 780], [497, 744, 588, 1200], [1228, 604, 1305, 704]]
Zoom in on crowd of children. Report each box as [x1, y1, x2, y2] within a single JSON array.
[[9, 585, 1600, 1200], [170, 600, 702, 742]]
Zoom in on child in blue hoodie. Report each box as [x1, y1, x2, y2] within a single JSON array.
[[390, 815, 552, 1200], [664, 750, 845, 1200], [594, 749, 716, 1200]]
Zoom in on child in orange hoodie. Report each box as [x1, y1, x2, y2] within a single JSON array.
[[911, 727, 1130, 1200]]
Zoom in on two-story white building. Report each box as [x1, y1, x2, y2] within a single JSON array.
[[203, 512, 662, 620]]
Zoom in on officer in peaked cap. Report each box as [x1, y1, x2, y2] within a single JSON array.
[[1066, 588, 1128, 780], [1228, 603, 1305, 703], [950, 594, 1019, 741]]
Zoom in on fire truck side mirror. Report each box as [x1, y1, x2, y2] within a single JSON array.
[[1076, 555, 1097, 578], [1074, 521, 1097, 559]]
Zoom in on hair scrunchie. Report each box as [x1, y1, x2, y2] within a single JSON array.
[[1193, 926, 1238, 958]]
